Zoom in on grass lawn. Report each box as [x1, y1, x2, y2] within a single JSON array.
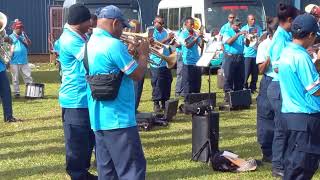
[[0, 63, 319, 180]]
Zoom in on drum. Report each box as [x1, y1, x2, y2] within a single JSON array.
[[25, 83, 45, 98]]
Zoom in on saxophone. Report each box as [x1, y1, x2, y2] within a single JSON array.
[[0, 12, 11, 66]]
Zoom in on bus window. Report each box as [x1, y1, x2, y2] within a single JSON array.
[[168, 8, 179, 30], [159, 8, 168, 27], [204, 0, 266, 33], [180, 7, 192, 25]]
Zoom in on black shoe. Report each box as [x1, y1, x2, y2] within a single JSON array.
[[153, 103, 161, 113], [5, 117, 18, 123], [86, 172, 98, 180], [14, 94, 20, 98], [272, 168, 284, 177], [262, 156, 272, 163]]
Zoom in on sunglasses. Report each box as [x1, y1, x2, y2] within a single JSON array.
[[228, 17, 235, 19]]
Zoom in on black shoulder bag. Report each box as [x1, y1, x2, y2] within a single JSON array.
[[83, 43, 124, 101]]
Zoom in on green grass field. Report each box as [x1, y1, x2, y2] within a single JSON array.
[[0, 64, 319, 180]]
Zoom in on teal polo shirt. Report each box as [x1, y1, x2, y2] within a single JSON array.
[[150, 28, 169, 68], [9, 32, 28, 65], [279, 42, 320, 113], [0, 60, 5, 72], [222, 28, 244, 55], [179, 29, 200, 65], [58, 24, 88, 108], [87, 28, 139, 131], [241, 24, 262, 57], [269, 26, 292, 81], [219, 22, 231, 35]]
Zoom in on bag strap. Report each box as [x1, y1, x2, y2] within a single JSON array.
[[83, 42, 89, 75]]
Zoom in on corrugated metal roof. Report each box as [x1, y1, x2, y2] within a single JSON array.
[[0, 0, 55, 54]]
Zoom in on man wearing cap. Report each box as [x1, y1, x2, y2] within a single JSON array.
[[9, 19, 32, 98], [149, 16, 173, 112], [87, 5, 148, 180], [278, 13, 320, 180], [58, 4, 96, 180], [241, 14, 262, 93], [222, 19, 248, 102]]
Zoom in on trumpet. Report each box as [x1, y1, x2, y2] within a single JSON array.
[[121, 32, 176, 69]]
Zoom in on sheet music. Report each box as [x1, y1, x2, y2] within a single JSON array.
[[196, 36, 222, 67]]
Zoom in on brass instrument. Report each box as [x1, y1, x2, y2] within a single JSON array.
[[121, 32, 177, 69], [0, 12, 11, 65]]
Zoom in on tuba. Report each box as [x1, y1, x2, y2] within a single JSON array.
[[0, 12, 11, 65]]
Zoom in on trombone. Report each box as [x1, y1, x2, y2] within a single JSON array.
[[121, 31, 176, 69]]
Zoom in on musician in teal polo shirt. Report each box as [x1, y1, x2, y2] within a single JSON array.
[[278, 14, 320, 180], [58, 4, 96, 180], [149, 16, 173, 112], [9, 20, 32, 98], [0, 58, 17, 123], [180, 17, 204, 96], [87, 5, 148, 180], [241, 14, 262, 93], [266, 4, 299, 177]]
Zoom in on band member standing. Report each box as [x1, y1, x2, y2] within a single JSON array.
[[267, 3, 299, 177], [278, 14, 320, 180], [58, 4, 96, 180], [149, 16, 173, 112], [241, 14, 262, 93], [174, 27, 183, 97], [0, 35, 18, 123], [222, 19, 247, 102], [256, 17, 278, 163], [219, 13, 236, 36], [180, 17, 204, 96], [9, 19, 32, 98], [87, 5, 148, 180]]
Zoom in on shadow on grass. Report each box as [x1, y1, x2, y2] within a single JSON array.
[[0, 125, 62, 138], [0, 146, 64, 161], [0, 164, 65, 179], [0, 138, 63, 150], [23, 115, 61, 122], [143, 137, 191, 149], [7, 71, 61, 84]]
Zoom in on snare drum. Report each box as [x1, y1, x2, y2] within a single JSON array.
[[25, 83, 45, 98]]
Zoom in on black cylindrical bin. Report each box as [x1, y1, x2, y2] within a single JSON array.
[[192, 111, 219, 163]]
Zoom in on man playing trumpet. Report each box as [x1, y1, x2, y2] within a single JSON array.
[[149, 16, 174, 112], [180, 17, 204, 96]]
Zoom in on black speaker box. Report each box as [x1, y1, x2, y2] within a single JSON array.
[[192, 111, 219, 163], [227, 89, 251, 108], [184, 93, 216, 107]]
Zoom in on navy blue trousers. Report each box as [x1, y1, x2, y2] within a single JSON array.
[[282, 113, 320, 180], [62, 108, 95, 180], [94, 126, 146, 180], [0, 71, 13, 121], [181, 64, 202, 96], [244, 57, 258, 91], [134, 70, 146, 111], [256, 75, 274, 159], [223, 54, 244, 92], [267, 81, 286, 170], [150, 67, 172, 101]]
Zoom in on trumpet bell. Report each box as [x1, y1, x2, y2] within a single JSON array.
[[0, 12, 7, 32], [194, 17, 202, 31], [164, 52, 177, 69]]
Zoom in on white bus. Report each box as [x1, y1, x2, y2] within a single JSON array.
[[157, 0, 267, 68]]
